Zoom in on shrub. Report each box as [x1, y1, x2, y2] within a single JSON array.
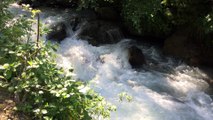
[[79, 0, 172, 36], [79, 0, 213, 39], [0, 1, 115, 119], [122, 0, 171, 36]]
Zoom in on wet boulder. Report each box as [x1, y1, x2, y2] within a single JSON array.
[[96, 7, 119, 21], [18, 0, 31, 4], [76, 10, 97, 22], [18, 0, 42, 8], [163, 29, 191, 59], [163, 29, 201, 66], [77, 20, 123, 46], [199, 46, 213, 67], [18, 0, 77, 8], [164, 29, 213, 67], [46, 22, 67, 42], [128, 46, 146, 68], [68, 10, 97, 31]]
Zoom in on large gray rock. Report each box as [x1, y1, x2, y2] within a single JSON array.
[[164, 30, 191, 57], [163, 29, 213, 66], [77, 20, 123, 45], [46, 22, 67, 42], [96, 7, 119, 21], [18, 0, 77, 8], [128, 46, 146, 68], [199, 46, 213, 67], [65, 10, 123, 46], [164, 29, 201, 65], [68, 10, 97, 31]]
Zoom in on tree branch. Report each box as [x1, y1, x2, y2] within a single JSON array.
[[36, 13, 40, 47]]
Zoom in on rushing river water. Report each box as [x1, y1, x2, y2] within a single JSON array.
[[10, 4, 213, 120]]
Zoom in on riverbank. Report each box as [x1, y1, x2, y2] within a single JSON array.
[[0, 88, 19, 120]]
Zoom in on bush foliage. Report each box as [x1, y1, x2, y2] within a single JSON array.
[[79, 0, 213, 38], [0, 1, 115, 119]]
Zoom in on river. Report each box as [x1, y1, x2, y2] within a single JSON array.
[[10, 4, 213, 120]]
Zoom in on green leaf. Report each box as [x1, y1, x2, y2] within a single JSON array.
[[0, 65, 4, 70], [8, 86, 14, 92], [27, 61, 33, 66], [3, 63, 9, 69], [0, 76, 5, 79], [21, 72, 26, 78], [41, 109, 48, 114], [4, 70, 12, 79]]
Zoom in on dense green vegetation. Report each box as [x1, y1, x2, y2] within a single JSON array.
[[80, 0, 213, 39], [0, 0, 115, 119]]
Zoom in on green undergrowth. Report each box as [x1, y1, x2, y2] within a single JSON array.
[[0, 1, 115, 120]]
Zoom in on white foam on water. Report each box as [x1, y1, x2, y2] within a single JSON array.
[[56, 37, 213, 120], [9, 4, 213, 120]]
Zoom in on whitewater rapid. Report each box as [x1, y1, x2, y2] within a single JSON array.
[[10, 4, 213, 120], [56, 37, 213, 120]]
